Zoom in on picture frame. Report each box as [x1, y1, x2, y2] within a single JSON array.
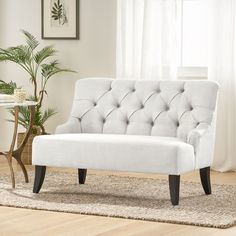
[[41, 0, 79, 40]]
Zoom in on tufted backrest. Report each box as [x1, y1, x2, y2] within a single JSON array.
[[70, 78, 219, 141]]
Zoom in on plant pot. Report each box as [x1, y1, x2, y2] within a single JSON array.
[[17, 133, 39, 165]]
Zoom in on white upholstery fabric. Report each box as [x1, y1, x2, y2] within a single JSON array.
[[33, 134, 195, 175], [33, 78, 219, 175], [57, 79, 218, 141]]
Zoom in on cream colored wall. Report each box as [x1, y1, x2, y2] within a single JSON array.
[[0, 0, 117, 149]]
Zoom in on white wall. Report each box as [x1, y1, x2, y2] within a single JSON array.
[[0, 0, 117, 149]]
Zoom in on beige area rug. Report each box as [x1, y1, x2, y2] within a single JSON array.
[[0, 171, 235, 229]]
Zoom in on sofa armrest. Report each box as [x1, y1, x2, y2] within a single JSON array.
[[187, 123, 211, 149], [55, 117, 81, 134], [187, 123, 216, 169]]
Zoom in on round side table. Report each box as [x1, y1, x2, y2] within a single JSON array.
[[0, 101, 37, 188]]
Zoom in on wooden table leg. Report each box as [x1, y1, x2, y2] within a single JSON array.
[[4, 106, 20, 188], [0, 103, 36, 188], [12, 105, 35, 183], [6, 155, 15, 188]]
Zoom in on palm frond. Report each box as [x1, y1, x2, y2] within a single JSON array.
[[8, 106, 56, 130], [0, 46, 32, 73], [34, 46, 57, 65], [41, 108, 57, 124], [48, 68, 75, 78], [11, 45, 31, 65], [49, 60, 60, 67], [8, 107, 30, 128], [41, 61, 75, 79], [7, 118, 29, 129], [0, 48, 19, 63], [0, 51, 14, 62], [21, 30, 39, 51]]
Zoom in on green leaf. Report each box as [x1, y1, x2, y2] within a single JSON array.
[[34, 46, 57, 65], [21, 30, 39, 51], [0, 47, 21, 64], [0, 45, 32, 75], [41, 108, 57, 124], [8, 106, 57, 130], [41, 60, 75, 79], [0, 80, 18, 94]]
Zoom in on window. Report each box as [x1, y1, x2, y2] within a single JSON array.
[[177, 0, 208, 77], [116, 0, 208, 79]]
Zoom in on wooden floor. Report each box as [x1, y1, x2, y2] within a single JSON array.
[[0, 159, 235, 236]]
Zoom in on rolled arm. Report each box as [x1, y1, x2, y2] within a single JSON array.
[[55, 117, 81, 134], [187, 123, 215, 169], [187, 123, 210, 148]]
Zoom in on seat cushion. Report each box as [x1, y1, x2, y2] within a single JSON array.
[[32, 134, 195, 175]]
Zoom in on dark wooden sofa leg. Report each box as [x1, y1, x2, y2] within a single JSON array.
[[33, 166, 46, 193], [169, 175, 180, 206], [200, 166, 211, 195], [78, 169, 87, 184]]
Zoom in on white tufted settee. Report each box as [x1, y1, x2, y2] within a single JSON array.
[[32, 78, 219, 205]]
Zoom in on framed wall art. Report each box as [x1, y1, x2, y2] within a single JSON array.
[[41, 0, 79, 39]]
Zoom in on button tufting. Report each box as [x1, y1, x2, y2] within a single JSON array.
[[78, 118, 82, 122], [132, 88, 136, 92], [140, 104, 144, 109], [116, 104, 120, 108], [166, 106, 170, 111], [176, 121, 180, 127], [180, 88, 185, 93], [102, 118, 106, 123], [151, 121, 154, 126], [126, 120, 130, 125], [94, 102, 97, 106], [156, 89, 161, 93]]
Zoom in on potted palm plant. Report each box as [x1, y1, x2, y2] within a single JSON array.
[[0, 30, 74, 163]]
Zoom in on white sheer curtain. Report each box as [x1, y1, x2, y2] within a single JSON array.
[[208, 0, 236, 171], [116, 0, 236, 171], [116, 0, 179, 80]]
